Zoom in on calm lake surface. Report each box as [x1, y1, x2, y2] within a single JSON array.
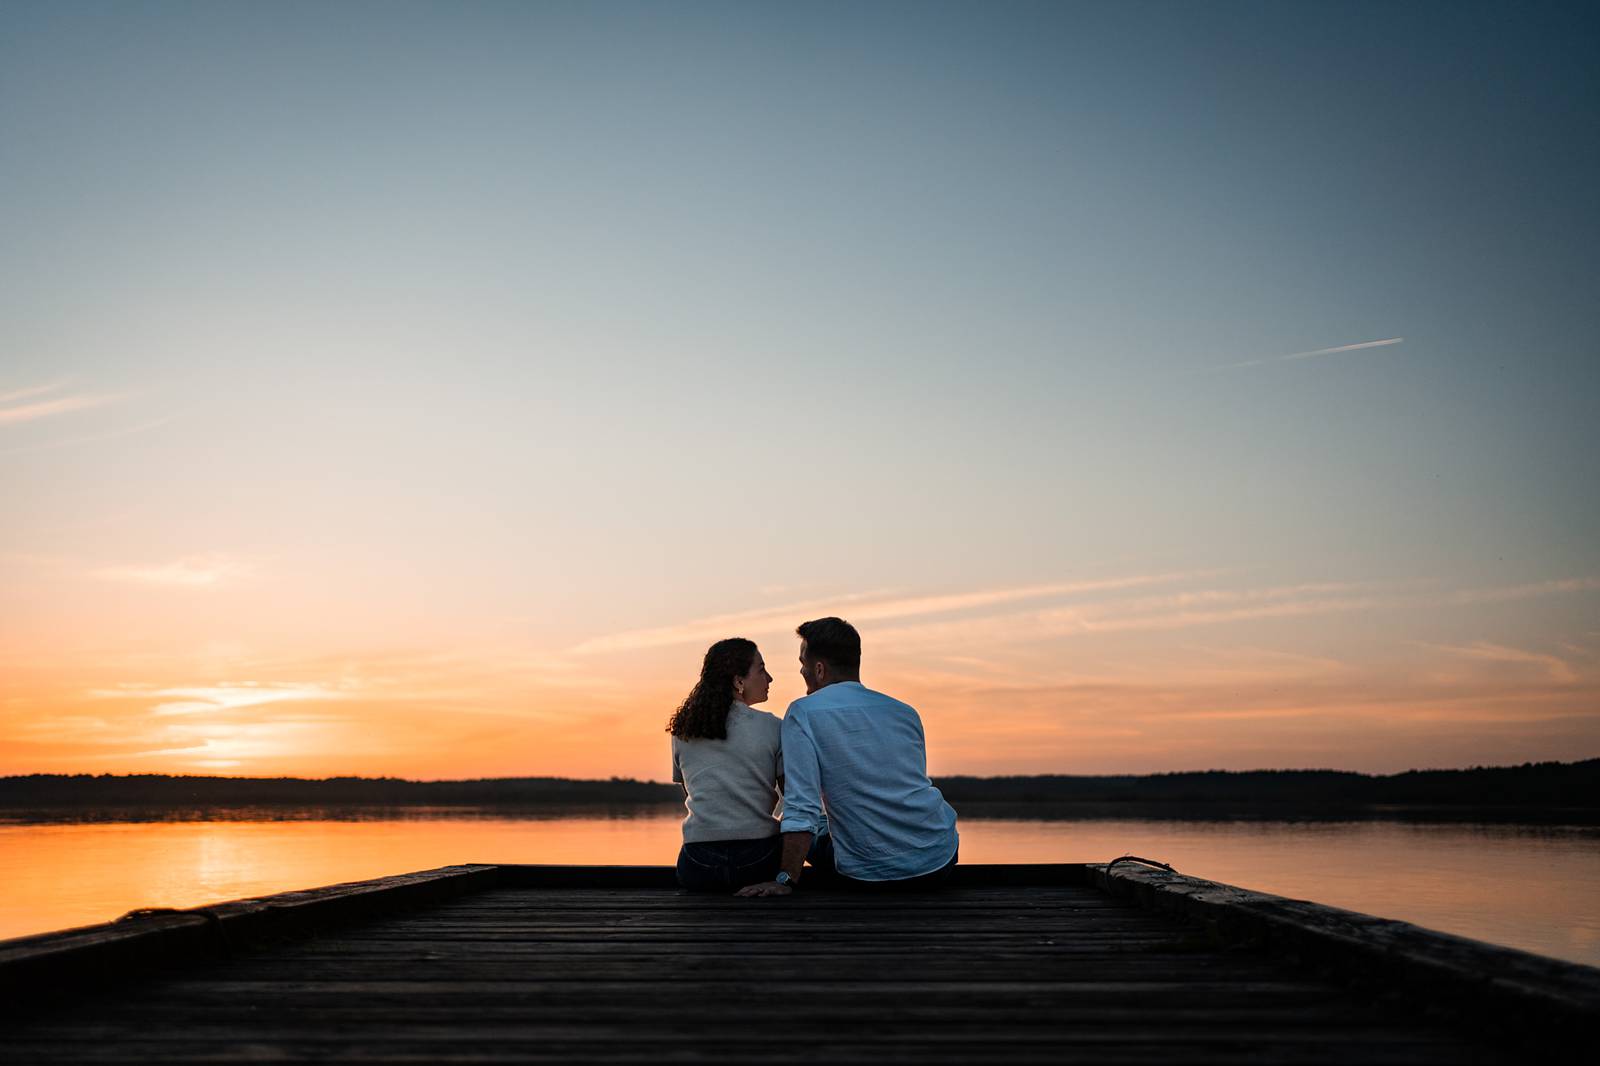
[[3, 810, 1597, 967]]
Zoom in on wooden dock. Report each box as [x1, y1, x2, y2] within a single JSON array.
[[3, 863, 1596, 1063]]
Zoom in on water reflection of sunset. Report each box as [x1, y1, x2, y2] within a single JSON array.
[[3, 815, 1596, 968]]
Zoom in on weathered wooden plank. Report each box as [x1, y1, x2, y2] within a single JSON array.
[[360, 896, 1152, 915], [0, 863, 502, 1007], [329, 920, 1174, 935], [11, 1020, 1473, 1045], [494, 862, 1086, 889], [1092, 862, 1600, 1046], [180, 957, 1297, 983], [425, 894, 1128, 904], [363, 895, 1127, 910], [317, 934, 1190, 947], [417, 896, 1124, 910], [297, 930, 1195, 946], [0, 866, 1552, 1064], [357, 899, 1145, 916], [213, 937, 1231, 956], [0, 1023, 1485, 1046], [57, 977, 1337, 999], [327, 926, 1184, 940], [0, 1043, 1494, 1066], [56, 996, 1364, 1024], [448, 879, 1093, 894]]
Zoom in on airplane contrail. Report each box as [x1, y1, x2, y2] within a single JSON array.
[[1207, 337, 1404, 373], [0, 379, 72, 406], [0, 414, 176, 456]]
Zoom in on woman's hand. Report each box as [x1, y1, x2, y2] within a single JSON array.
[[735, 880, 793, 898]]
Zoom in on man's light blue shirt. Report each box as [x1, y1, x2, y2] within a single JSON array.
[[779, 681, 959, 881]]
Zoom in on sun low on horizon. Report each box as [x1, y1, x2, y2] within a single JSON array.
[[3, 3, 1596, 783]]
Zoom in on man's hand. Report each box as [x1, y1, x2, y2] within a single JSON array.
[[736, 832, 811, 897]]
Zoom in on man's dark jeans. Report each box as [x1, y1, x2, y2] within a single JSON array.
[[805, 832, 958, 891], [675, 835, 782, 893]]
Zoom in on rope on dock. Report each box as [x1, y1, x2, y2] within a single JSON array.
[[114, 907, 234, 954], [1105, 854, 1177, 874]]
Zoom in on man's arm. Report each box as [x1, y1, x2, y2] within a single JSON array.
[[736, 831, 810, 897]]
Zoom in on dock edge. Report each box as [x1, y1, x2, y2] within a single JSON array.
[[1089, 861, 1600, 1043]]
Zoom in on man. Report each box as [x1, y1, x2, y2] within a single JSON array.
[[737, 617, 958, 897]]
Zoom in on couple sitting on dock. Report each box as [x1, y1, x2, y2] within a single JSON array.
[[668, 616, 959, 896]]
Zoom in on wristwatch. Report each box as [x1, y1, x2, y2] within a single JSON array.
[[774, 871, 793, 887]]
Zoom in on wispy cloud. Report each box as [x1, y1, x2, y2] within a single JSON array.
[[90, 554, 259, 588], [1452, 577, 1600, 604], [0, 414, 177, 457], [118, 715, 343, 766], [872, 575, 1600, 653], [90, 681, 347, 717], [571, 589, 894, 655], [0, 394, 120, 424], [1205, 337, 1404, 373], [871, 582, 1381, 649], [1061, 593, 1386, 636], [1418, 641, 1577, 683], [571, 571, 1206, 655], [0, 379, 75, 406]]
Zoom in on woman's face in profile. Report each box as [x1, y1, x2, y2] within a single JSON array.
[[737, 651, 773, 706]]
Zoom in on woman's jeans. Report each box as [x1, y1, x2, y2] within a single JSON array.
[[676, 835, 782, 892]]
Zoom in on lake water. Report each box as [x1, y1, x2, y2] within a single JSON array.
[[3, 810, 1597, 968]]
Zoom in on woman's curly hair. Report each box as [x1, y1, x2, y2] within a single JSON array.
[[667, 637, 757, 740]]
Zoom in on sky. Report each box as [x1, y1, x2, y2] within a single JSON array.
[[2, 1, 1597, 781]]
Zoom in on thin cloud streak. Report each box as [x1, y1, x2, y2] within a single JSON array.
[[570, 589, 896, 655], [90, 682, 347, 717], [577, 572, 1597, 659], [571, 571, 1206, 655], [0, 393, 120, 424], [1419, 641, 1577, 683], [0, 414, 178, 457], [1206, 337, 1404, 373], [1071, 596, 1388, 634], [1453, 577, 1600, 604], [873, 584, 1381, 648], [848, 572, 1218, 624], [90, 554, 259, 588], [1050, 582, 1361, 616], [877, 575, 1600, 651], [0, 379, 72, 406]]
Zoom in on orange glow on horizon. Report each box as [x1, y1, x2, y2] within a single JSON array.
[[5, 579, 1598, 781]]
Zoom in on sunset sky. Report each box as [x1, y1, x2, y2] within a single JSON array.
[[3, 2, 1596, 781]]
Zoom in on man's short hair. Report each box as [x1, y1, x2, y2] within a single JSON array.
[[796, 617, 861, 675]]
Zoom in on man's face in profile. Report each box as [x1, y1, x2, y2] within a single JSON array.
[[798, 640, 820, 695]]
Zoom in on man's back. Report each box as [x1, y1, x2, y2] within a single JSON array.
[[779, 681, 959, 881]]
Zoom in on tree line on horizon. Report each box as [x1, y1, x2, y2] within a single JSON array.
[[1, 759, 1595, 809]]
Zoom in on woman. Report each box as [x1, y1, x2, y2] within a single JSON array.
[[667, 637, 782, 892]]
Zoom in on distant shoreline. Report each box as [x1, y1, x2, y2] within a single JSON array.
[[2, 759, 1595, 823], [4, 801, 1598, 828]]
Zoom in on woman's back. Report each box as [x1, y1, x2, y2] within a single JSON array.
[[672, 702, 783, 842]]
